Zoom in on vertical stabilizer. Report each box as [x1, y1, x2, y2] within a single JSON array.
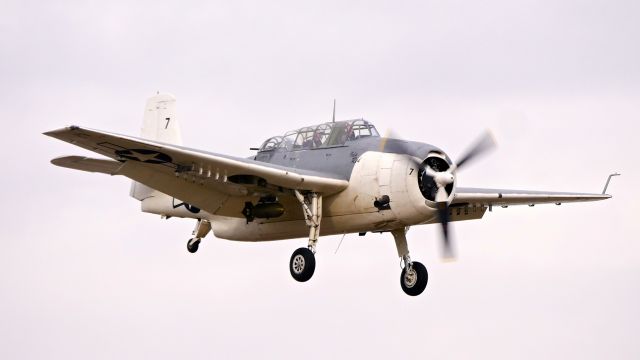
[[130, 93, 182, 201], [141, 93, 182, 145]]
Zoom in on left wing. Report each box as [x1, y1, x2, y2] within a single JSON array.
[[453, 187, 611, 207], [45, 126, 349, 214]]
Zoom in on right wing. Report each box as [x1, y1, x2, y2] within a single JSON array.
[[444, 186, 612, 223], [46, 126, 349, 215], [453, 187, 611, 207]]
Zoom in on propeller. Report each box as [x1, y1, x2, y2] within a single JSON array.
[[425, 130, 496, 260]]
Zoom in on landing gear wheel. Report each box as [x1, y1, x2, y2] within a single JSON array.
[[400, 261, 428, 296], [187, 238, 201, 253], [289, 247, 316, 282]]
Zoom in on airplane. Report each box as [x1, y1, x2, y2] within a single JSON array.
[[44, 93, 618, 296]]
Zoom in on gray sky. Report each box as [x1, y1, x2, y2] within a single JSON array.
[[1, 0, 639, 359]]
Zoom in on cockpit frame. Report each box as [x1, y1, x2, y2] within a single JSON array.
[[257, 119, 380, 153]]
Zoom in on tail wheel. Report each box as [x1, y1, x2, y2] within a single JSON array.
[[187, 238, 200, 253], [289, 247, 316, 282], [400, 261, 428, 296]]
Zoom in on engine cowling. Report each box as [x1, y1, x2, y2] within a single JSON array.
[[324, 150, 456, 231]]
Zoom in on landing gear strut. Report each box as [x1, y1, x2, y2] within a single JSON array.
[[187, 219, 211, 254], [392, 228, 428, 296], [289, 191, 322, 282]]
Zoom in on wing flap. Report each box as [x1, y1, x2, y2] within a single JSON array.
[[117, 161, 232, 214]]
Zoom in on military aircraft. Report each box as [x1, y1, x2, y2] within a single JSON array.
[[45, 93, 618, 296]]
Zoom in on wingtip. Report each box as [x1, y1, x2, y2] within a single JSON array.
[[50, 155, 82, 166], [43, 125, 81, 137], [590, 194, 612, 201]]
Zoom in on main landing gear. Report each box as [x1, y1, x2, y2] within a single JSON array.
[[283, 192, 427, 295], [289, 191, 322, 282], [187, 219, 211, 253], [392, 228, 428, 296]]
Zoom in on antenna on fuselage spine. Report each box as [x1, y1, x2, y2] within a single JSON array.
[[332, 99, 336, 123]]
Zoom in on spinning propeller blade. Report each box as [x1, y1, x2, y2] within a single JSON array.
[[380, 129, 423, 169], [428, 130, 496, 261], [454, 130, 496, 170], [437, 204, 454, 260]]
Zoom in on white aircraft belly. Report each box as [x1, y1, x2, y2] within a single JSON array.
[[210, 151, 438, 241], [208, 211, 414, 241]]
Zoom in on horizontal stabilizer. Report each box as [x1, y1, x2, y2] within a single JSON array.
[[51, 156, 123, 175]]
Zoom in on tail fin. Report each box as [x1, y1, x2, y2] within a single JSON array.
[[141, 93, 182, 145], [130, 93, 181, 201]]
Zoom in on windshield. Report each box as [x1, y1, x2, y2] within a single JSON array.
[[258, 136, 283, 152]]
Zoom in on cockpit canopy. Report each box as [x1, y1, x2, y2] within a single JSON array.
[[258, 119, 379, 152]]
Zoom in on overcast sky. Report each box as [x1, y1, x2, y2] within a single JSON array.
[[1, 0, 639, 359]]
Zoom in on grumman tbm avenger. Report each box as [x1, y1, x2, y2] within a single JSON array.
[[45, 93, 618, 296]]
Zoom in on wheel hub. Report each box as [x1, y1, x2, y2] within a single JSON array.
[[292, 254, 306, 274], [403, 267, 418, 288]]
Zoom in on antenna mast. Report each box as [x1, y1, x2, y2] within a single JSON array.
[[332, 99, 336, 123]]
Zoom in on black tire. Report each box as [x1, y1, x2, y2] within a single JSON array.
[[400, 261, 428, 296], [187, 238, 200, 253], [289, 247, 316, 282]]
